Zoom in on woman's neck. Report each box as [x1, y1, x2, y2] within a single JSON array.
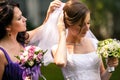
[[1, 34, 18, 44], [66, 35, 85, 44]]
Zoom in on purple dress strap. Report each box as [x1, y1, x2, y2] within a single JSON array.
[[0, 47, 23, 80], [0, 47, 12, 63]]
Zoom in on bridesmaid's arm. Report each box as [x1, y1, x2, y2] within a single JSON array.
[[0, 51, 6, 80]]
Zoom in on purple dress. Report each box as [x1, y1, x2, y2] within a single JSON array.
[[0, 47, 23, 80]]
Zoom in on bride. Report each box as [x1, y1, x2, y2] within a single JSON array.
[[30, 0, 118, 80]]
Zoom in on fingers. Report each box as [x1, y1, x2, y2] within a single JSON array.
[[49, 0, 62, 13], [52, 0, 62, 8], [58, 12, 64, 25], [57, 12, 66, 33], [107, 57, 119, 67], [108, 62, 118, 67], [24, 76, 31, 80]]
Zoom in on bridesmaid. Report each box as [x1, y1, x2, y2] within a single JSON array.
[[0, 0, 62, 80]]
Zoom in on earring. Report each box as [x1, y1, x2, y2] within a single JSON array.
[[8, 33, 11, 36], [6, 27, 11, 36]]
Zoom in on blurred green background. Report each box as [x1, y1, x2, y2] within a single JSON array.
[[15, 0, 120, 80]]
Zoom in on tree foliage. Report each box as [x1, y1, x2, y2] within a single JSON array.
[[81, 0, 120, 40]]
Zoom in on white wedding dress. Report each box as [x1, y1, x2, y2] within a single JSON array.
[[62, 38, 101, 80]]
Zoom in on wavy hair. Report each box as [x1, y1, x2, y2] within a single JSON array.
[[0, 0, 29, 45], [63, 0, 90, 28]]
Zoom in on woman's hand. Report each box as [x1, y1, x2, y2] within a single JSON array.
[[47, 0, 62, 14], [57, 12, 66, 35], [43, 0, 62, 24], [107, 57, 119, 67], [24, 76, 31, 80], [100, 57, 118, 80]]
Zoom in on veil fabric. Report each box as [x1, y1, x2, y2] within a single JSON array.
[[29, 3, 97, 66]]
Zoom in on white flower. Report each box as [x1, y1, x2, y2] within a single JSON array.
[[23, 50, 28, 56], [35, 46, 41, 52], [97, 39, 120, 58], [15, 45, 47, 68], [25, 46, 31, 51]]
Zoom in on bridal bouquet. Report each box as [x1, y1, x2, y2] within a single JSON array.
[[97, 39, 120, 72], [15, 45, 47, 80], [97, 39, 120, 58]]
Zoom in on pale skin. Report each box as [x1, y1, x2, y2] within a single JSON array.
[[0, 0, 62, 80], [52, 12, 119, 80]]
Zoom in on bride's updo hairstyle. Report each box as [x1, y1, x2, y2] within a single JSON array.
[[0, 0, 29, 44], [63, 0, 90, 28]]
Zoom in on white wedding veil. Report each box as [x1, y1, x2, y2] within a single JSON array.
[[29, 3, 97, 66]]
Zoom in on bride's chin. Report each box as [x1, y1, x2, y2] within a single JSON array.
[[79, 35, 85, 38], [80, 33, 87, 37]]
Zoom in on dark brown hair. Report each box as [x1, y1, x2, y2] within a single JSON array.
[[0, 0, 28, 45], [63, 0, 90, 28]]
